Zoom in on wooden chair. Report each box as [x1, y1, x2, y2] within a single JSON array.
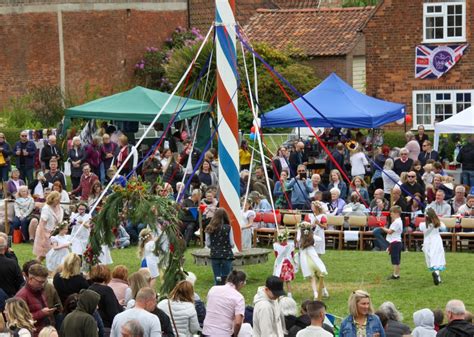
[[454, 217, 474, 251], [325, 215, 344, 250], [362, 215, 387, 251], [407, 216, 425, 251], [253, 212, 281, 247], [347, 215, 368, 250], [282, 213, 302, 240], [439, 217, 457, 252]]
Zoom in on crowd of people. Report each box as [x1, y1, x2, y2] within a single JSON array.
[[0, 124, 473, 336]]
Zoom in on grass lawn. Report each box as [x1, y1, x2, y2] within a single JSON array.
[[11, 243, 473, 328]]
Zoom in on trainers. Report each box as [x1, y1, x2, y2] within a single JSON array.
[[387, 274, 400, 280], [432, 271, 440, 286], [322, 288, 329, 298]]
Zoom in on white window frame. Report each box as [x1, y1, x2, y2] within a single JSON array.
[[412, 89, 474, 130], [423, 1, 466, 43]]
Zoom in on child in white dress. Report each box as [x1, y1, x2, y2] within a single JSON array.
[[69, 202, 91, 255], [241, 199, 256, 250], [46, 222, 71, 272], [138, 228, 158, 288], [297, 222, 328, 300], [420, 208, 446, 285], [308, 201, 328, 255], [273, 230, 296, 297]]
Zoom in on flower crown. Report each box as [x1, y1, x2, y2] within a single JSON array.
[[298, 221, 312, 236], [277, 229, 289, 242], [139, 233, 152, 242]]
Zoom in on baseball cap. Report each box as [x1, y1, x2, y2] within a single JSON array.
[[265, 276, 286, 298]]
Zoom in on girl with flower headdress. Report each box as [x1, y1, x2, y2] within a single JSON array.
[[138, 227, 159, 288], [46, 221, 71, 272], [296, 221, 328, 300], [309, 201, 328, 255], [273, 230, 296, 297]]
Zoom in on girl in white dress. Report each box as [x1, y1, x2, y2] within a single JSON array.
[[138, 228, 158, 288], [297, 222, 328, 300], [308, 201, 328, 255], [273, 230, 296, 297], [241, 199, 256, 250], [46, 222, 71, 272], [420, 208, 446, 285], [69, 202, 91, 255]]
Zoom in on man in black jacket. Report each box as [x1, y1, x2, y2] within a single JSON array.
[[0, 236, 24, 297], [457, 136, 474, 188], [289, 142, 308, 177], [41, 135, 62, 170], [437, 299, 474, 337]]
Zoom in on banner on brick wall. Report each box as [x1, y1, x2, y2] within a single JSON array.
[[415, 44, 468, 79]]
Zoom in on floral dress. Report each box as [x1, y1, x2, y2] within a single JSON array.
[[273, 242, 296, 281]]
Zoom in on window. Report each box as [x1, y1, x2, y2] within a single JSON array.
[[413, 90, 473, 129], [423, 2, 466, 43]]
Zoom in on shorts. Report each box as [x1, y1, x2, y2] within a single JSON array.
[[389, 241, 402, 265]]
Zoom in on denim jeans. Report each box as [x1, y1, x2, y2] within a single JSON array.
[[373, 227, 389, 250], [125, 222, 146, 245], [18, 166, 34, 185], [211, 259, 233, 285], [12, 216, 30, 241], [0, 165, 10, 182], [461, 170, 474, 187]]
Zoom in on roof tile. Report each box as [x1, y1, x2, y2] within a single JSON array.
[[244, 7, 375, 56]]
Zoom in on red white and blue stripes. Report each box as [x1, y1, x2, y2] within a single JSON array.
[[216, 0, 243, 250]]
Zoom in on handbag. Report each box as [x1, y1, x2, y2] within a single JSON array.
[[0, 153, 6, 166], [64, 161, 71, 176], [167, 299, 180, 337]]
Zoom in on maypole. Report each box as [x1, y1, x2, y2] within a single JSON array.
[[216, 0, 243, 250]]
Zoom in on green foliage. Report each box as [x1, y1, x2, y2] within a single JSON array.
[[3, 85, 68, 129], [343, 0, 379, 6], [134, 27, 205, 92], [88, 177, 186, 295]]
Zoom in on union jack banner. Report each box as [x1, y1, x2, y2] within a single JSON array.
[[415, 44, 468, 79]]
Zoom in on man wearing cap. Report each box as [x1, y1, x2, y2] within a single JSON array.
[[252, 276, 286, 337]]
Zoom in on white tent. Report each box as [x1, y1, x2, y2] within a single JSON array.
[[434, 106, 474, 150]]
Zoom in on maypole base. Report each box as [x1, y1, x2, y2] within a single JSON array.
[[191, 247, 272, 266]]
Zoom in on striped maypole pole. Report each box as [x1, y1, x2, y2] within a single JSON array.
[[216, 0, 242, 250]]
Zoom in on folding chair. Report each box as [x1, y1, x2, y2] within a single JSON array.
[[325, 215, 344, 250], [454, 217, 474, 251]]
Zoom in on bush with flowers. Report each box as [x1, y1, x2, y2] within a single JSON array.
[[134, 26, 204, 91]]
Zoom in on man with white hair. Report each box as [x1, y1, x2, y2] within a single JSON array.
[[437, 299, 474, 337], [41, 135, 62, 169], [426, 190, 452, 218]]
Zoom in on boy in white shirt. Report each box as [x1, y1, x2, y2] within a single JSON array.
[[296, 300, 332, 337], [381, 205, 403, 280]]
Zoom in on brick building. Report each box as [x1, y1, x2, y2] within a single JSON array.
[[0, 0, 187, 109], [365, 0, 473, 130], [0, 0, 350, 109], [244, 6, 374, 91]]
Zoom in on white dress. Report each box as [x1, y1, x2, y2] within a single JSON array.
[[298, 245, 328, 278], [70, 212, 92, 255], [420, 222, 446, 271], [142, 240, 159, 278], [273, 242, 296, 278], [99, 245, 113, 265], [241, 210, 256, 250], [46, 234, 71, 272], [309, 214, 327, 255]]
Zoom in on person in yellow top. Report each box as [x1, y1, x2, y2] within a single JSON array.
[[239, 140, 251, 171]]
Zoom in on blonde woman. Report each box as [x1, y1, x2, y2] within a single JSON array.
[[124, 271, 149, 308], [158, 280, 201, 336], [53, 253, 89, 304], [38, 326, 58, 337], [339, 290, 385, 337], [4, 297, 36, 336], [33, 191, 64, 262]]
